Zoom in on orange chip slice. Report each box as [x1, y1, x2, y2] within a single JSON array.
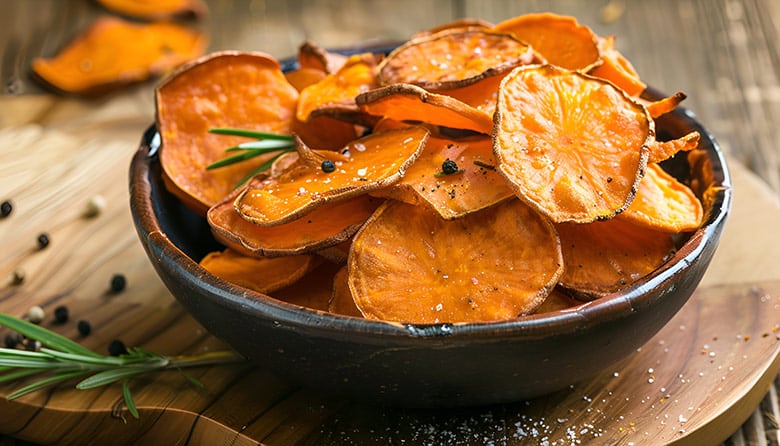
[[620, 163, 703, 232], [491, 13, 601, 71], [646, 92, 686, 119], [533, 288, 582, 314], [329, 266, 363, 317], [291, 113, 359, 150], [208, 190, 382, 257], [556, 217, 676, 299], [377, 29, 534, 90], [235, 126, 429, 226], [296, 53, 379, 122], [284, 67, 327, 92], [297, 40, 349, 74], [432, 71, 507, 116], [199, 249, 317, 294], [96, 0, 207, 20], [272, 261, 342, 311], [357, 83, 494, 134], [648, 131, 700, 164], [157, 51, 299, 214], [494, 64, 652, 223], [372, 135, 514, 219], [32, 17, 206, 96], [348, 199, 563, 323], [412, 17, 495, 38], [589, 36, 646, 96]]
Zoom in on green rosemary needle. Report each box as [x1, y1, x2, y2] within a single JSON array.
[[0, 313, 246, 419], [206, 127, 296, 175]]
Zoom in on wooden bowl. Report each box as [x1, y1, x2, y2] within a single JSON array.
[[129, 95, 731, 407]]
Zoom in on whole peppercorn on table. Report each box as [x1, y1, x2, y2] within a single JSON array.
[[1, 0, 779, 444]]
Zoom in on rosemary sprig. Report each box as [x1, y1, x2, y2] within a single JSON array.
[[206, 128, 296, 181], [0, 313, 246, 418]]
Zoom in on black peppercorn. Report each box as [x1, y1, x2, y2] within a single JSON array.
[[77, 320, 92, 336], [36, 233, 50, 250], [108, 339, 128, 356], [110, 274, 127, 293], [4, 333, 20, 348], [321, 159, 336, 173], [441, 159, 459, 175], [0, 200, 12, 218], [53, 305, 69, 324]]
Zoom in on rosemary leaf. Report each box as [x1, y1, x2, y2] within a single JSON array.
[[208, 128, 293, 141], [237, 140, 296, 150], [0, 313, 101, 358], [0, 368, 43, 383], [122, 380, 139, 419], [76, 366, 161, 390], [38, 348, 128, 367], [7, 369, 89, 400]]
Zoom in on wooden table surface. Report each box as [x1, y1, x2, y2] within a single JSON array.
[[0, 1, 779, 444]]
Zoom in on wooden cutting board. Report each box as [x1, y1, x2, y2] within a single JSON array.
[[0, 95, 779, 445]]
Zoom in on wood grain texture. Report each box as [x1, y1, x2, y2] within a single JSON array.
[[0, 0, 779, 444]]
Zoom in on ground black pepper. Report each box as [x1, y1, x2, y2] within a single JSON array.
[[108, 339, 128, 356], [77, 320, 92, 336], [0, 200, 12, 218], [53, 305, 69, 323], [110, 274, 127, 293], [36, 233, 50, 250], [321, 159, 336, 173]]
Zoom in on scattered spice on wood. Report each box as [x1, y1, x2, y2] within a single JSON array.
[[108, 339, 128, 356], [36, 233, 50, 250], [110, 274, 127, 293], [77, 320, 92, 336], [84, 194, 107, 218], [4, 333, 20, 348], [26, 306, 45, 324], [0, 200, 12, 218], [53, 305, 69, 324], [11, 269, 25, 286]]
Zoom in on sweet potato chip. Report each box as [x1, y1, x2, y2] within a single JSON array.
[[589, 36, 646, 96], [235, 126, 429, 226], [96, 0, 206, 20], [296, 53, 379, 122], [357, 83, 494, 134], [272, 261, 342, 311], [556, 217, 676, 299], [208, 192, 382, 257], [432, 72, 506, 116], [648, 131, 700, 164], [297, 40, 349, 74], [371, 135, 514, 219], [284, 67, 327, 92], [377, 29, 534, 90], [533, 288, 582, 314], [491, 13, 601, 71], [156, 51, 299, 214], [199, 249, 317, 294], [412, 17, 494, 38], [646, 92, 687, 119], [494, 64, 652, 223], [291, 114, 359, 150], [32, 17, 206, 96], [620, 163, 703, 232], [329, 266, 363, 317], [348, 199, 563, 323]]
